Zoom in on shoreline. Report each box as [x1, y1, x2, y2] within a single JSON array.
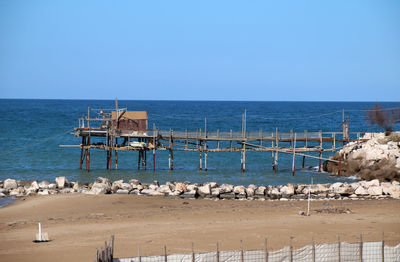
[[1, 176, 399, 201], [0, 194, 399, 262]]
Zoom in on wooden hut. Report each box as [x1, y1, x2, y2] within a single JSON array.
[[111, 111, 148, 131]]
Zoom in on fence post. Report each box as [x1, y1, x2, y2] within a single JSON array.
[[338, 236, 341, 262], [111, 235, 114, 261], [382, 232, 385, 262], [138, 247, 141, 262], [360, 234, 363, 262], [240, 240, 244, 262], [216, 242, 219, 262], [290, 237, 293, 262], [95, 248, 98, 262], [312, 236, 315, 262], [164, 245, 167, 262], [192, 242, 195, 262], [265, 238, 268, 262]]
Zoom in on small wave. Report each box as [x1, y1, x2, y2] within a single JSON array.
[[347, 175, 361, 180]]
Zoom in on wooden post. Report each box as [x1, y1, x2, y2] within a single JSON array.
[[168, 129, 173, 170], [138, 247, 141, 262], [338, 236, 341, 262], [274, 127, 279, 173], [217, 129, 220, 150], [115, 150, 118, 170], [164, 245, 167, 262], [302, 156, 305, 169], [318, 130, 322, 172], [240, 240, 244, 262], [265, 238, 268, 262], [382, 232, 384, 262], [153, 124, 156, 171], [230, 129, 233, 151], [312, 236, 315, 262], [80, 136, 85, 169], [292, 133, 296, 176], [204, 120, 207, 171], [199, 148, 202, 171], [332, 132, 336, 150], [289, 237, 293, 262], [271, 138, 275, 170], [87, 136, 91, 172], [192, 243, 195, 262], [360, 234, 363, 262], [305, 130, 308, 148], [216, 242, 219, 262], [138, 149, 141, 170], [186, 129, 188, 150]]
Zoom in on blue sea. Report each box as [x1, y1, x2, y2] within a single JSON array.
[[0, 100, 398, 186]]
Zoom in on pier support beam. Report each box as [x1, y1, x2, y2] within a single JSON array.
[[199, 150, 202, 170]]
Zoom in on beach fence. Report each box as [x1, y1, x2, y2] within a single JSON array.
[[95, 235, 114, 262], [98, 234, 400, 262]]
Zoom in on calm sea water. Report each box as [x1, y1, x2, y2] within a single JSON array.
[[0, 99, 398, 186]]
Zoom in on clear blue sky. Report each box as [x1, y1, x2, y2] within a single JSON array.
[[0, 0, 399, 101]]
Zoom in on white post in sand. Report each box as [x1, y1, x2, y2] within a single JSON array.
[[307, 177, 313, 216], [38, 222, 42, 241]]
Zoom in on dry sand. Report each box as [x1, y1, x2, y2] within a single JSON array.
[[0, 194, 399, 262]]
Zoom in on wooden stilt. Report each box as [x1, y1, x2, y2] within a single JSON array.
[[144, 150, 147, 170], [204, 150, 207, 171], [274, 127, 279, 173], [115, 150, 118, 170], [318, 151, 322, 172], [153, 124, 156, 171], [292, 133, 296, 176], [80, 136, 85, 169], [199, 149, 202, 170], [138, 150, 141, 170], [302, 155, 306, 169], [115, 138, 118, 170]]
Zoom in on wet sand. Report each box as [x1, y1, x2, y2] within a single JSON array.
[[0, 194, 399, 262]]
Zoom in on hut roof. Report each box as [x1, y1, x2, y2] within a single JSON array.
[[111, 111, 148, 121]]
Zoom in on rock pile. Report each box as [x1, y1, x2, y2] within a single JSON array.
[[323, 132, 400, 181], [0, 177, 399, 200]]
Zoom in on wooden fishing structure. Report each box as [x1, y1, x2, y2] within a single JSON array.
[[62, 100, 361, 175]]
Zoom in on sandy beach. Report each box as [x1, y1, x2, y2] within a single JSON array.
[[0, 195, 399, 262]]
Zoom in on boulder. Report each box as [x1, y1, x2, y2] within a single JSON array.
[[55, 176, 70, 189], [149, 184, 159, 191], [38, 181, 50, 189], [181, 190, 196, 198], [0, 188, 8, 194], [246, 188, 255, 197], [255, 186, 266, 196], [140, 189, 155, 195], [197, 185, 211, 197], [220, 193, 235, 199], [233, 186, 246, 195], [220, 184, 234, 193], [187, 184, 198, 191], [116, 189, 130, 194], [73, 182, 85, 191], [211, 188, 220, 197], [161, 185, 174, 194], [175, 182, 187, 193], [48, 183, 57, 190], [368, 186, 383, 196], [60, 188, 73, 194], [280, 184, 295, 195], [4, 179, 17, 190], [129, 179, 140, 185], [366, 179, 380, 187], [91, 177, 111, 194], [9, 187, 25, 196], [38, 189, 49, 195], [355, 186, 368, 196]]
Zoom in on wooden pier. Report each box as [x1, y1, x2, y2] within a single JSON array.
[[62, 102, 361, 175]]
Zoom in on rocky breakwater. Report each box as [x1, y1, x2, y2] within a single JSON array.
[[0, 177, 399, 201], [323, 132, 400, 182]]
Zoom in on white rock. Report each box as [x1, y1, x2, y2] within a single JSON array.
[[149, 184, 158, 190], [48, 183, 57, 190], [38, 189, 49, 195], [187, 184, 198, 191], [220, 184, 234, 193], [197, 185, 211, 196], [55, 176, 69, 189], [233, 186, 246, 194], [280, 184, 295, 195], [158, 185, 172, 194], [4, 179, 17, 190], [116, 189, 130, 194], [366, 179, 380, 187], [38, 181, 50, 189], [175, 182, 187, 192], [246, 188, 255, 197], [255, 186, 266, 195], [9, 187, 25, 196], [368, 186, 383, 196], [355, 186, 368, 196]]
